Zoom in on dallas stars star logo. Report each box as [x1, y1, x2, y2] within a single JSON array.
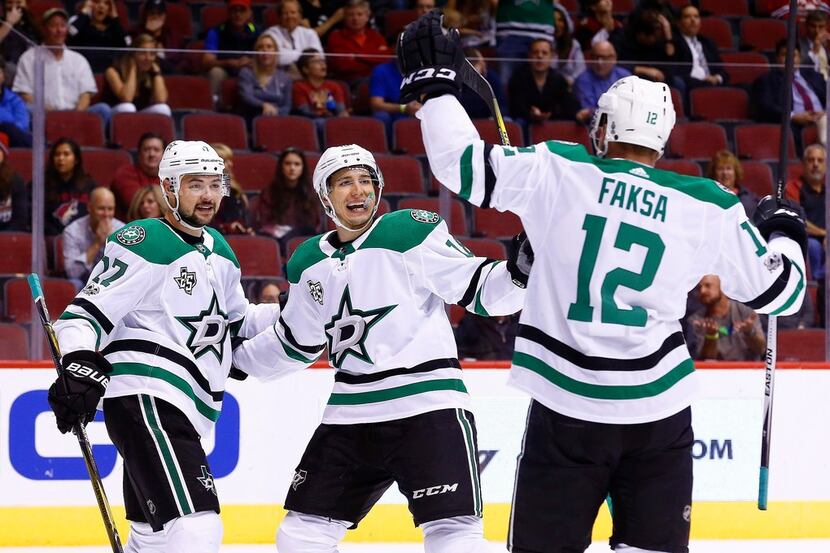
[[174, 266, 197, 295], [196, 465, 216, 496], [175, 292, 229, 361], [324, 286, 395, 368]]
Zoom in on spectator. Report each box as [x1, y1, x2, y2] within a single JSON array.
[[299, 0, 344, 40], [612, 9, 676, 85], [802, 10, 830, 79], [238, 33, 292, 120], [687, 275, 766, 361], [42, 138, 97, 235], [753, 39, 826, 151], [575, 0, 622, 51], [793, 144, 827, 325], [99, 33, 171, 124], [443, 0, 496, 48], [252, 147, 320, 251], [67, 0, 127, 73], [460, 47, 505, 119], [573, 40, 630, 124], [128, 0, 185, 73], [257, 280, 282, 303], [369, 57, 418, 131], [455, 314, 518, 360], [125, 184, 165, 221], [507, 38, 579, 125], [292, 48, 348, 118], [62, 187, 124, 286], [110, 131, 164, 220], [211, 143, 252, 235], [672, 4, 727, 95], [0, 55, 31, 147], [706, 150, 758, 218], [326, 0, 389, 84], [264, 0, 323, 72], [202, 0, 262, 100], [495, 0, 555, 85], [552, 4, 585, 86], [13, 8, 99, 114], [0, 0, 41, 77], [0, 133, 29, 231], [415, 0, 435, 16]]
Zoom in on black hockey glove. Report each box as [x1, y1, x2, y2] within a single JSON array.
[[228, 336, 249, 381], [396, 10, 465, 104], [752, 195, 808, 254], [48, 350, 112, 434], [507, 231, 534, 288]]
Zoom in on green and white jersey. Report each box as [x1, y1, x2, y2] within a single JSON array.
[[55, 218, 279, 436], [234, 209, 525, 424], [418, 95, 806, 425], [495, 0, 555, 41]]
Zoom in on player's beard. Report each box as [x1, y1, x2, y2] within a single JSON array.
[[180, 202, 216, 228]]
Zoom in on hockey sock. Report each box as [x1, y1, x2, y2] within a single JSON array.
[[164, 511, 222, 553], [124, 522, 165, 553], [422, 515, 493, 553], [276, 511, 350, 553]]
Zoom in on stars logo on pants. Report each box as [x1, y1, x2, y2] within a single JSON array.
[[324, 286, 395, 368], [197, 465, 216, 496]]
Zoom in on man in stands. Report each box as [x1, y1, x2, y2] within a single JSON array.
[[110, 132, 165, 220], [573, 40, 629, 123], [326, 0, 389, 84], [202, 0, 261, 101], [62, 187, 124, 287]]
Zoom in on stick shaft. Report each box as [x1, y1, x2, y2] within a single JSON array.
[[28, 274, 125, 552], [461, 60, 511, 146]]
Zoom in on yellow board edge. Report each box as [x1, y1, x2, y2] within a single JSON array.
[[1, 501, 829, 546]]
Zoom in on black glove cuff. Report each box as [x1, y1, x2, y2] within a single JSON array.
[[62, 350, 113, 375], [400, 66, 462, 104]]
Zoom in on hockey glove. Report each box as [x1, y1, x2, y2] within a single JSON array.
[[48, 350, 112, 434], [396, 10, 465, 104], [752, 195, 808, 255], [507, 231, 534, 288]]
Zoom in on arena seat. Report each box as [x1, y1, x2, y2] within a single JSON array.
[[721, 52, 769, 85], [473, 207, 523, 239], [111, 113, 175, 149], [46, 111, 105, 147], [700, 0, 749, 16], [3, 277, 76, 322], [0, 232, 32, 276], [165, 76, 214, 111], [690, 87, 750, 121], [778, 329, 825, 362], [253, 116, 319, 153], [735, 124, 796, 161], [655, 159, 703, 177], [393, 118, 425, 155], [463, 238, 507, 260], [740, 18, 787, 51], [739, 161, 775, 198], [375, 155, 424, 195], [263, 6, 279, 27], [232, 152, 279, 192], [220, 77, 240, 112], [384, 9, 418, 39], [667, 122, 728, 160], [224, 236, 283, 278], [83, 149, 132, 188], [398, 197, 468, 235], [163, 3, 193, 38], [183, 113, 248, 150], [699, 17, 735, 50], [324, 117, 389, 153], [0, 323, 29, 359], [286, 235, 313, 261], [671, 87, 685, 120], [200, 5, 229, 35], [472, 119, 524, 147], [7, 148, 33, 182], [529, 121, 590, 149]]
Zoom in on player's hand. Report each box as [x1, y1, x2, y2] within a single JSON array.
[[752, 196, 808, 254], [507, 231, 534, 288], [48, 351, 112, 434], [396, 10, 465, 104]]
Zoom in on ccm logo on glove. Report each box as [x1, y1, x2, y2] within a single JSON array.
[[401, 67, 457, 86], [65, 362, 110, 389]]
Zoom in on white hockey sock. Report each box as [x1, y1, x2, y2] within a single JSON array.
[[124, 522, 165, 553], [615, 543, 671, 553], [164, 511, 222, 553], [276, 511, 350, 553], [421, 515, 493, 553]]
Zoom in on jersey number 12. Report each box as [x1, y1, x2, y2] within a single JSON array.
[[567, 214, 665, 327]]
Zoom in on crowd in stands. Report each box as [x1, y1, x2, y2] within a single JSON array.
[[0, 0, 829, 361]]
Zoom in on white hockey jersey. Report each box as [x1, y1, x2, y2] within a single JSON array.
[[418, 95, 806, 425], [55, 218, 279, 436], [234, 209, 526, 424]]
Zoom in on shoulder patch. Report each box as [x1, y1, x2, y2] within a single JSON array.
[[287, 234, 328, 284], [409, 209, 441, 224], [115, 225, 146, 245]]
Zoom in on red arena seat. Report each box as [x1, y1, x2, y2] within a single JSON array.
[[739, 161, 775, 198], [324, 117, 389, 153], [165, 76, 214, 111], [721, 52, 769, 85], [473, 207, 523, 239], [232, 152, 279, 192], [530, 121, 590, 149], [655, 159, 703, 177], [740, 18, 787, 51], [224, 236, 283, 278], [375, 155, 424, 195], [463, 238, 508, 260], [0, 232, 32, 275], [183, 113, 248, 150], [83, 149, 132, 188], [690, 87, 750, 121], [472, 119, 524, 146], [254, 116, 319, 153], [393, 118, 426, 155], [46, 111, 105, 147], [0, 323, 29, 358], [699, 17, 735, 50], [4, 277, 76, 322], [735, 124, 796, 161], [111, 113, 175, 149], [666, 122, 728, 160]]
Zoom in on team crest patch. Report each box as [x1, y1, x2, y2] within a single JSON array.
[[197, 465, 217, 496], [115, 225, 146, 245], [764, 252, 783, 272], [292, 469, 307, 490], [174, 266, 197, 295], [81, 282, 101, 296], [308, 280, 324, 305], [410, 209, 440, 224]]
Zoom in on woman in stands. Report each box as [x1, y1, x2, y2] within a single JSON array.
[[238, 33, 293, 121], [0, 133, 28, 231], [552, 4, 586, 86], [67, 0, 127, 73], [41, 138, 96, 235], [101, 32, 171, 118], [125, 184, 165, 222], [129, 0, 185, 73], [251, 147, 320, 254], [210, 143, 253, 235], [292, 48, 348, 120], [0, 0, 41, 79], [707, 149, 758, 218]]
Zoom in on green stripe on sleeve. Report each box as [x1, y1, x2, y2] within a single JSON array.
[[328, 378, 468, 405], [459, 145, 474, 201], [770, 262, 805, 316]]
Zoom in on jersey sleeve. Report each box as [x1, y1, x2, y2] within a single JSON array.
[[231, 281, 326, 380], [406, 220, 525, 316], [55, 241, 161, 353], [417, 94, 562, 219], [225, 275, 281, 339], [711, 207, 806, 317]]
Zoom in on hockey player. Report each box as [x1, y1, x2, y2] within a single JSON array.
[[46, 140, 280, 552], [232, 143, 531, 552], [397, 12, 807, 553]]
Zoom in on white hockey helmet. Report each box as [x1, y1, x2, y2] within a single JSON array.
[[312, 144, 385, 231], [157, 140, 228, 229], [590, 75, 676, 159]]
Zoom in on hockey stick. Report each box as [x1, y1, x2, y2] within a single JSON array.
[[28, 274, 125, 552], [460, 59, 511, 146], [758, 0, 799, 512]]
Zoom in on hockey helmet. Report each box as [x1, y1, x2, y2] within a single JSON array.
[[312, 144, 385, 231], [590, 75, 676, 159], [157, 140, 228, 229]]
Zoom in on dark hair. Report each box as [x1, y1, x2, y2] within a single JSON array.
[[264, 148, 316, 220], [528, 38, 553, 54], [806, 9, 828, 25], [45, 138, 89, 202], [775, 38, 800, 56], [137, 131, 165, 150], [297, 47, 322, 75], [553, 9, 574, 59]]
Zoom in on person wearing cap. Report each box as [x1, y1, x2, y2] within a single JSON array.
[[202, 0, 262, 101], [67, 0, 127, 73], [0, 54, 31, 147], [129, 0, 185, 73], [0, 132, 30, 232], [263, 0, 323, 72], [12, 7, 99, 113]]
